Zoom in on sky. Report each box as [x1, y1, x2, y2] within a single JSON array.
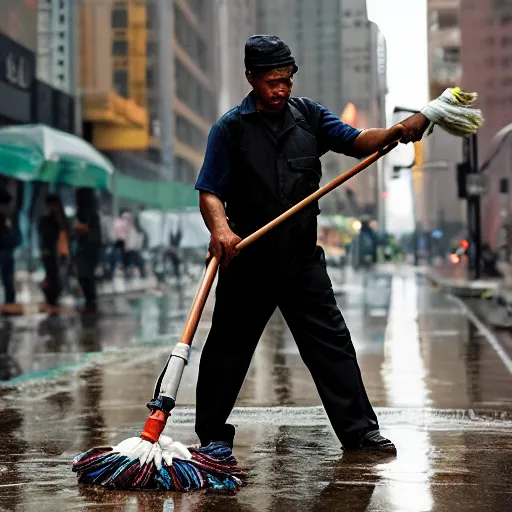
[[367, 0, 429, 119], [367, 0, 429, 235]]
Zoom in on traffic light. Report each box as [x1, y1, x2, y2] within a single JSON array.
[[456, 162, 469, 199]]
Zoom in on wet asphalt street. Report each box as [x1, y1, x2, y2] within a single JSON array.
[[0, 264, 511, 511]]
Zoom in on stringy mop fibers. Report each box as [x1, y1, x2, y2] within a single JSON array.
[[72, 436, 246, 492], [421, 87, 484, 138]]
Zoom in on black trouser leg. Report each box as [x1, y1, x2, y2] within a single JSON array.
[[0, 250, 15, 304], [195, 268, 277, 447], [76, 251, 98, 308], [42, 255, 61, 306], [79, 276, 97, 306], [278, 249, 378, 448]]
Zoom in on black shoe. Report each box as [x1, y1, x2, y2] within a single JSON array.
[[344, 430, 396, 453]]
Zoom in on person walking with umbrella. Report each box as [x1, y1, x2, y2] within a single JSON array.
[[38, 193, 70, 310], [74, 188, 102, 314]]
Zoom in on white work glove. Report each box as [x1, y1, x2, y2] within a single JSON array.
[[112, 435, 192, 471]]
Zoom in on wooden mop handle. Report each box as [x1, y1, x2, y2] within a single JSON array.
[[179, 142, 398, 347]]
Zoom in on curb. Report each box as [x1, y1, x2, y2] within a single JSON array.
[[417, 268, 501, 299]]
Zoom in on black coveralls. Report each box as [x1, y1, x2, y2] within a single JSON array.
[[195, 96, 379, 448]]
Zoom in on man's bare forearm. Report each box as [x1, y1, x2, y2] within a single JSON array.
[[199, 191, 241, 266], [199, 191, 230, 235], [351, 126, 403, 158], [350, 113, 429, 158]]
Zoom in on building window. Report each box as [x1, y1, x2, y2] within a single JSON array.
[[502, 36, 512, 47], [146, 67, 155, 89], [486, 56, 496, 67], [112, 40, 128, 56], [444, 46, 460, 63], [113, 70, 128, 97], [174, 4, 209, 72], [484, 36, 495, 46], [503, 56, 512, 67], [438, 10, 458, 29], [502, 14, 512, 25], [187, 0, 208, 22], [494, 0, 512, 8], [175, 59, 216, 122], [174, 156, 196, 184], [112, 9, 128, 29], [176, 115, 207, 150]]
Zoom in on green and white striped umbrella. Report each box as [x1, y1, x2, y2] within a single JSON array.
[[0, 124, 115, 189]]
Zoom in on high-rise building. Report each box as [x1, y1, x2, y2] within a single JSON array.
[[256, 0, 386, 217], [339, 1, 388, 219], [78, 0, 217, 185], [412, 0, 465, 252], [146, 0, 218, 183], [79, 0, 150, 155], [257, 0, 343, 116], [216, 0, 257, 114], [460, 0, 512, 248]]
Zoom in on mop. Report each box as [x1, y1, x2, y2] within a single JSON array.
[[72, 87, 483, 492]]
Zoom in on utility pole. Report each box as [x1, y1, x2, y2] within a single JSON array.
[[464, 134, 482, 280], [157, 0, 174, 181]]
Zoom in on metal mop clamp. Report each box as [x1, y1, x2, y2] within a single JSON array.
[[140, 141, 399, 445]]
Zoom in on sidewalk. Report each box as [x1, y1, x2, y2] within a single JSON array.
[[419, 260, 512, 327], [419, 260, 504, 297], [2, 266, 204, 315]]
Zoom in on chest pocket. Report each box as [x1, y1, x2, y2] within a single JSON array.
[[282, 156, 321, 206]]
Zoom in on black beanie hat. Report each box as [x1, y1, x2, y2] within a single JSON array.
[[244, 35, 298, 75]]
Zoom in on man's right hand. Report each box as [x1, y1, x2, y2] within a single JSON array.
[[209, 227, 242, 267]]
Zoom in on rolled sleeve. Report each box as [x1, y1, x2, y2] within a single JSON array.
[[315, 103, 361, 154], [195, 123, 231, 200]]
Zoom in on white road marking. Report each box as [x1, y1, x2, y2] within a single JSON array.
[[447, 294, 512, 375]]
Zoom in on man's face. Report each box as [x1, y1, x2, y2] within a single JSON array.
[[247, 67, 294, 113]]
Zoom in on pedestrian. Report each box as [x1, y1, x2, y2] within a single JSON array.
[[74, 188, 101, 314], [194, 35, 429, 453], [168, 223, 183, 279], [111, 210, 130, 279], [38, 193, 70, 309], [0, 187, 20, 307]]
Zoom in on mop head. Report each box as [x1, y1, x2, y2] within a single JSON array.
[[72, 435, 246, 492], [421, 87, 484, 138]]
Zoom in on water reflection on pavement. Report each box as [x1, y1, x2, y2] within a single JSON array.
[[0, 264, 511, 511]]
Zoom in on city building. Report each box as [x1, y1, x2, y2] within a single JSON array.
[[339, 1, 388, 221], [0, 1, 37, 127], [460, 0, 512, 248], [256, 0, 386, 217], [35, 0, 77, 134], [410, 0, 465, 253], [78, 0, 217, 186], [79, 0, 150, 156], [216, 0, 257, 114], [146, 0, 217, 183]]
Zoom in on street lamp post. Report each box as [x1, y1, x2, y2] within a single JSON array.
[[464, 134, 481, 280], [393, 106, 421, 266]]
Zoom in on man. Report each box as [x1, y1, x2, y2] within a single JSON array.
[[0, 187, 21, 307], [194, 36, 429, 453]]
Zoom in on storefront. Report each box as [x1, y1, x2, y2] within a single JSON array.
[[32, 79, 75, 134], [0, 33, 35, 126]]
